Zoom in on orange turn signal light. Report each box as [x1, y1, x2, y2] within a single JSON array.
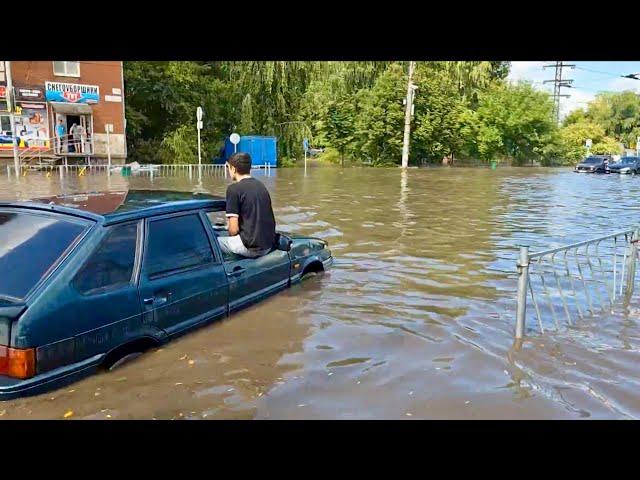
[[0, 346, 36, 379]]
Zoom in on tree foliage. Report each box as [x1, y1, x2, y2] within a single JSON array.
[[123, 61, 636, 167]]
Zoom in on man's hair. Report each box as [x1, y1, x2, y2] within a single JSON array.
[[228, 152, 252, 175]]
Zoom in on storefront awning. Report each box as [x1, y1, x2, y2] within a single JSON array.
[[50, 102, 93, 115]]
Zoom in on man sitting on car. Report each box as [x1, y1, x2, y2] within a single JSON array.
[[218, 152, 276, 258]]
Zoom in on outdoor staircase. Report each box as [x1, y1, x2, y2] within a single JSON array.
[[17, 134, 94, 170]]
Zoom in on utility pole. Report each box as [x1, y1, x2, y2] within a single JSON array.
[[5, 61, 19, 175], [401, 61, 416, 169], [543, 61, 574, 124]]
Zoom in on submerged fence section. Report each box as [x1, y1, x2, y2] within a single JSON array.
[[516, 228, 639, 338]]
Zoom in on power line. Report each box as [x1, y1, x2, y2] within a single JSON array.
[[574, 66, 640, 80]]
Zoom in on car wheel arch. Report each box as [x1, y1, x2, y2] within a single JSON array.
[[301, 259, 325, 279], [101, 336, 160, 371]]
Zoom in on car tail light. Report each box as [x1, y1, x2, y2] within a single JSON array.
[[0, 346, 36, 379]]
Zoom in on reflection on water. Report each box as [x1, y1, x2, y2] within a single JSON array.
[[1, 166, 640, 419]]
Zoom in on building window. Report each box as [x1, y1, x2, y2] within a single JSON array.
[[53, 61, 80, 77]]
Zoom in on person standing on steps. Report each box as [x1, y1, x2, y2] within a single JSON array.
[[55, 118, 66, 153]]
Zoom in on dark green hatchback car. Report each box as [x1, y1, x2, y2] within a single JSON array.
[[0, 190, 332, 399]]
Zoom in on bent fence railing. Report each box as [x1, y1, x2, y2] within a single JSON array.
[[515, 228, 639, 339]]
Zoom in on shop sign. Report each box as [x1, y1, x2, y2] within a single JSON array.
[[45, 81, 99, 103]]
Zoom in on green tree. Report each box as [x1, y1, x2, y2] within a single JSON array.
[[352, 64, 406, 165], [411, 65, 467, 163], [550, 121, 622, 164], [323, 97, 356, 166], [582, 91, 640, 147], [460, 82, 557, 164]]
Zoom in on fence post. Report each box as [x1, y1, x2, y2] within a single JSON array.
[[624, 228, 639, 300], [516, 246, 530, 339]]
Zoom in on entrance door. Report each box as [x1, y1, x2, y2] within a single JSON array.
[[80, 115, 92, 154], [66, 115, 80, 153]]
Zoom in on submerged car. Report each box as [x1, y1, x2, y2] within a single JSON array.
[[0, 190, 332, 399], [609, 156, 640, 174], [574, 156, 611, 173]]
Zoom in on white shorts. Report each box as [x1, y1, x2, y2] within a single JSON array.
[[218, 235, 270, 258]]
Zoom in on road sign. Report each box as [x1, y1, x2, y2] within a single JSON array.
[[585, 139, 592, 148], [230, 133, 241, 145], [197, 121, 203, 130], [197, 106, 203, 121], [303, 138, 309, 152]]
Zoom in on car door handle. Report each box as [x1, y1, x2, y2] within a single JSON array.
[[227, 267, 246, 277], [144, 292, 172, 305]]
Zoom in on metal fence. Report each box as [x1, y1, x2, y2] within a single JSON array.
[[6, 162, 272, 179], [515, 228, 639, 339]]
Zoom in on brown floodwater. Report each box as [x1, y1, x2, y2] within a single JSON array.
[[1, 164, 640, 419]]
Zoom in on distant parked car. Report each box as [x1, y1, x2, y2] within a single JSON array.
[[609, 156, 640, 174], [574, 155, 612, 173]]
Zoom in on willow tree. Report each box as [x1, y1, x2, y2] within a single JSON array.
[[222, 61, 328, 161], [440, 61, 508, 102]]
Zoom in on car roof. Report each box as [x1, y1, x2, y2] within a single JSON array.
[[0, 189, 226, 225]]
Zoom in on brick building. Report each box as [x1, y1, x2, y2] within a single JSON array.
[[0, 61, 126, 164]]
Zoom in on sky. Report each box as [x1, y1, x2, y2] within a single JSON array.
[[507, 62, 640, 119]]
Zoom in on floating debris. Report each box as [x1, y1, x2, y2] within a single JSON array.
[[63, 410, 73, 419], [179, 354, 188, 360]]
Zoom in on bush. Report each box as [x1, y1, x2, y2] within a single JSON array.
[[317, 147, 342, 164], [159, 125, 197, 164]]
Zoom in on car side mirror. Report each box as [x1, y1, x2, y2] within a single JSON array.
[[276, 233, 292, 252]]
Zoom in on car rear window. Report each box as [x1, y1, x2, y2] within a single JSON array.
[[0, 211, 89, 300]]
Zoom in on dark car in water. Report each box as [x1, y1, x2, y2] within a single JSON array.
[[574, 155, 612, 173], [0, 190, 332, 399], [609, 156, 640, 174]]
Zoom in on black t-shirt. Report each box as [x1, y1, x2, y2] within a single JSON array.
[[226, 177, 276, 250]]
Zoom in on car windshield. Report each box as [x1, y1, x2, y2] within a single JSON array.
[[583, 158, 602, 164], [0, 211, 88, 300], [620, 158, 637, 165]]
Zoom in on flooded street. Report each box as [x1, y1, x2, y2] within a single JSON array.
[[2, 165, 640, 419]]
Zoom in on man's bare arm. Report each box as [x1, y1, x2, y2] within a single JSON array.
[[227, 216, 240, 236]]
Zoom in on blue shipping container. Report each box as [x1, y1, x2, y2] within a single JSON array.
[[220, 135, 278, 167]]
